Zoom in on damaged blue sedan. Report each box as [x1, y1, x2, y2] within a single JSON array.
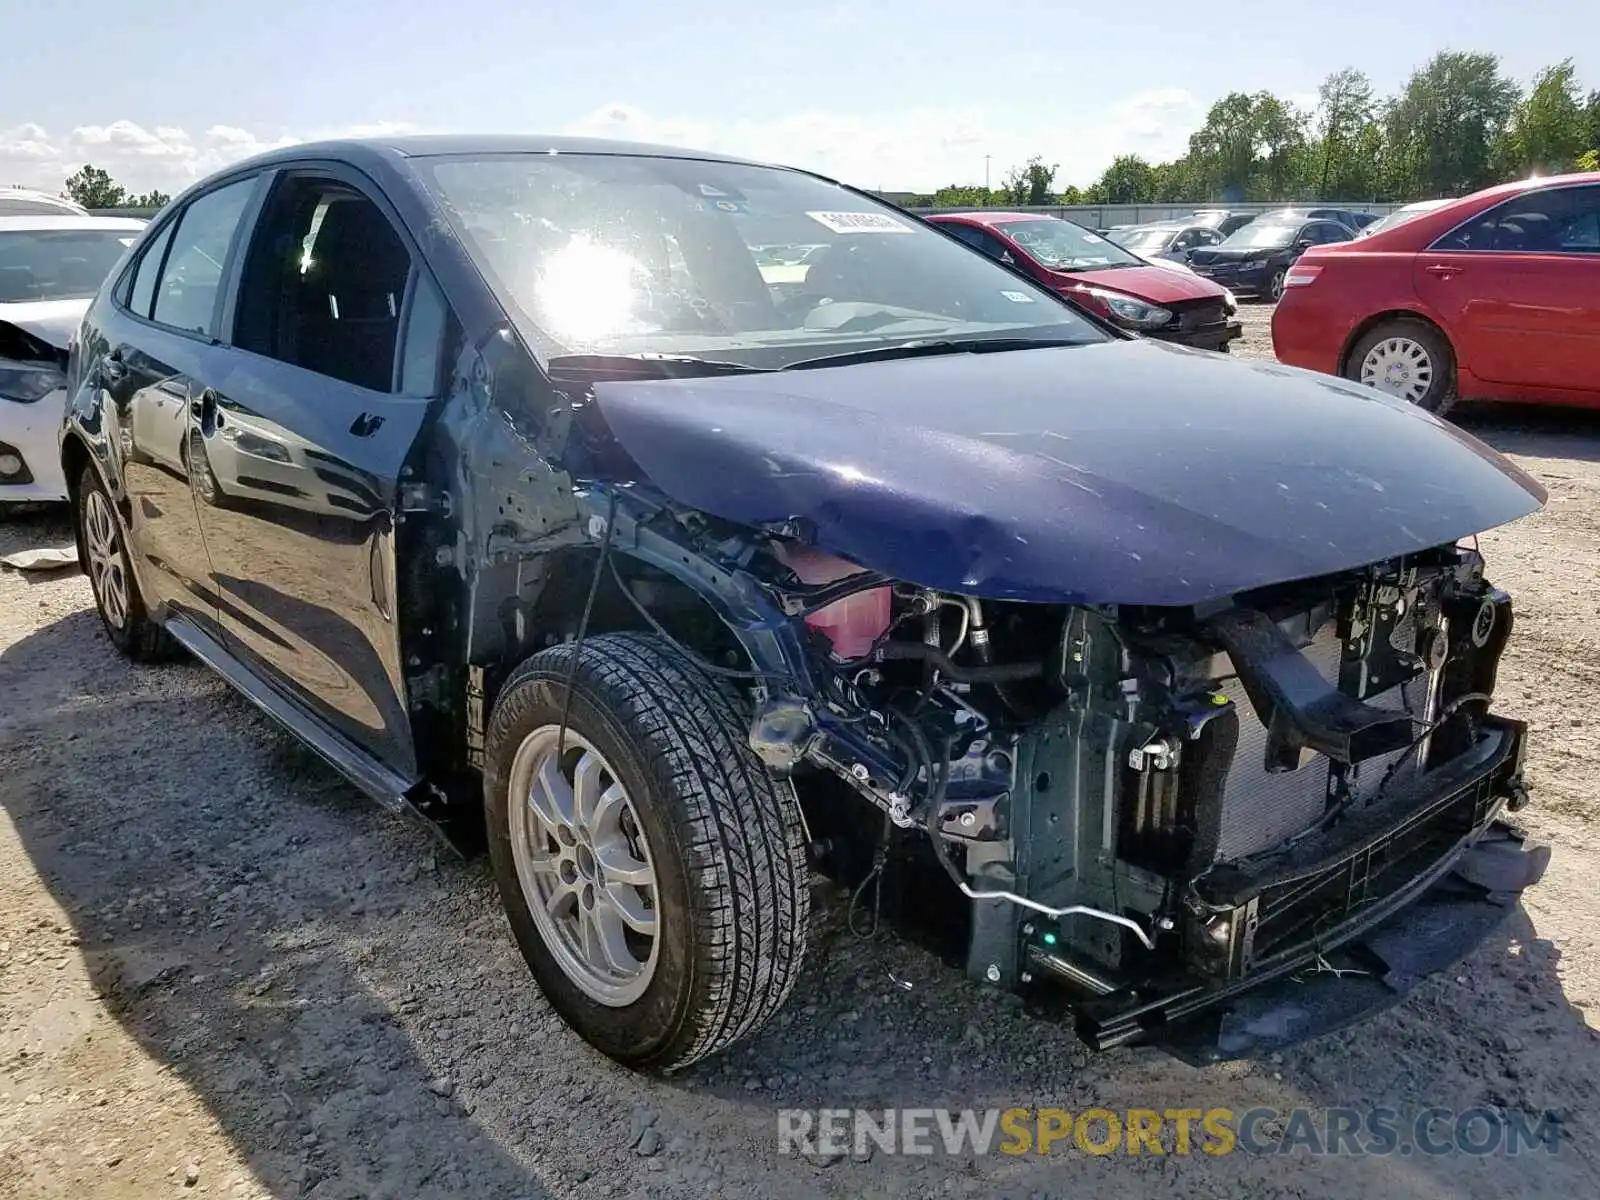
[[60, 135, 1548, 1071]]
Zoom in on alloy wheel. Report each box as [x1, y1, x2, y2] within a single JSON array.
[[507, 726, 660, 1006], [83, 489, 130, 631], [1359, 336, 1434, 405]]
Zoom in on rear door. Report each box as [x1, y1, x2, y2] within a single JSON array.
[[99, 175, 262, 635], [192, 164, 450, 777], [1414, 183, 1600, 391]]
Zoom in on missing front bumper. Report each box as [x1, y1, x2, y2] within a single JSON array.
[[1154, 320, 1243, 352], [1058, 718, 1543, 1055]]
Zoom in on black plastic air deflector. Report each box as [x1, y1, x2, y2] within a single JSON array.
[[1208, 608, 1413, 771]]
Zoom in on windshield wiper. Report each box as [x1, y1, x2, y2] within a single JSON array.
[[546, 353, 773, 383], [782, 337, 1086, 371]]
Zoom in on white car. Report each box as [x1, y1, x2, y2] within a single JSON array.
[[1, 215, 145, 502], [0, 189, 89, 217], [1353, 198, 1454, 238]]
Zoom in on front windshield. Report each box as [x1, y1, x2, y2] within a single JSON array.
[[1110, 227, 1177, 251], [1000, 219, 1143, 270], [0, 228, 140, 303], [417, 155, 1107, 367], [1221, 222, 1298, 249]]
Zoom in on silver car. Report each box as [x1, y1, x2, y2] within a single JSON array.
[[1106, 221, 1226, 263]]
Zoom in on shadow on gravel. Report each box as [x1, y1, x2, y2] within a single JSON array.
[[0, 609, 554, 1200], [1457, 402, 1600, 463], [3, 602, 1598, 1200]]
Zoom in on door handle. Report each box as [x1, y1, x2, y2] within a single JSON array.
[[1424, 264, 1464, 279], [101, 350, 126, 383]]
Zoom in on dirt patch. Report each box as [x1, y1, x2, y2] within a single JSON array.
[[3, 314, 1598, 1198]]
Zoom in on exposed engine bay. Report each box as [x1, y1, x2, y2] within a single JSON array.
[[668, 520, 1538, 1053], [437, 335, 1550, 1059]]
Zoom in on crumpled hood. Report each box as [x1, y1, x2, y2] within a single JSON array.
[[592, 339, 1546, 606], [1056, 263, 1223, 304], [0, 299, 89, 351]]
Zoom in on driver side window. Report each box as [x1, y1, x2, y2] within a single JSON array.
[[972, 229, 1014, 262], [234, 175, 421, 393]]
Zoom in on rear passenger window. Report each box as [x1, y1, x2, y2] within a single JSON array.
[[234, 177, 414, 393], [125, 220, 176, 318], [150, 178, 255, 337], [1433, 185, 1600, 254]]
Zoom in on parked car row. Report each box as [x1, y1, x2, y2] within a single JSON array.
[[926, 210, 1242, 350], [1102, 207, 1381, 300], [1273, 170, 1600, 413]]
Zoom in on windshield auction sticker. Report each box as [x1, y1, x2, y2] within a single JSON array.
[[805, 211, 914, 234]]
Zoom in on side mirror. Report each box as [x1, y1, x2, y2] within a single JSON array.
[[1296, 239, 1314, 250]]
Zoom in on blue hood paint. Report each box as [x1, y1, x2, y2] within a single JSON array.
[[593, 339, 1545, 606]]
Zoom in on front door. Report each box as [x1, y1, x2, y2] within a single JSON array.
[[103, 175, 260, 634], [192, 167, 449, 777], [1414, 182, 1600, 393]]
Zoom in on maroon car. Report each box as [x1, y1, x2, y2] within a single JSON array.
[[926, 211, 1242, 351]]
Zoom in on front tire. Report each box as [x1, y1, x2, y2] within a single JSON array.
[[1346, 319, 1457, 416], [484, 632, 810, 1071], [75, 467, 172, 661]]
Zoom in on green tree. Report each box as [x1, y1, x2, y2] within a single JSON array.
[[1150, 157, 1201, 202], [63, 164, 129, 209], [1183, 91, 1310, 200], [1384, 51, 1520, 198], [1313, 69, 1379, 198], [931, 184, 989, 207], [1498, 60, 1590, 174], [133, 189, 172, 208], [1001, 156, 1058, 206], [1185, 92, 1261, 199], [1254, 93, 1312, 198], [1094, 155, 1156, 203]]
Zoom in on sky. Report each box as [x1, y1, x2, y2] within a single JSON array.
[[3, 0, 1592, 198]]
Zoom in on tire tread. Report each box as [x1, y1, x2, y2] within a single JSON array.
[[487, 632, 809, 1070]]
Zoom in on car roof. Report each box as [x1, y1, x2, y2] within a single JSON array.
[[1349, 171, 1600, 248], [0, 214, 148, 232], [926, 211, 1051, 226], [0, 188, 88, 214], [229, 133, 778, 174], [1447, 169, 1600, 207]]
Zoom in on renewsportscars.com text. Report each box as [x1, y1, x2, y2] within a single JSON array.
[[777, 1106, 1563, 1158]]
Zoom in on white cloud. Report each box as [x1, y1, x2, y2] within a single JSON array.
[[2, 95, 1209, 202], [563, 93, 1206, 191], [0, 119, 424, 199]]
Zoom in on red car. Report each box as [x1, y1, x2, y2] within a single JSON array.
[[925, 211, 1242, 352], [1272, 171, 1600, 414]]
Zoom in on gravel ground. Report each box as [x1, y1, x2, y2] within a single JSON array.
[[3, 304, 1599, 1199]]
